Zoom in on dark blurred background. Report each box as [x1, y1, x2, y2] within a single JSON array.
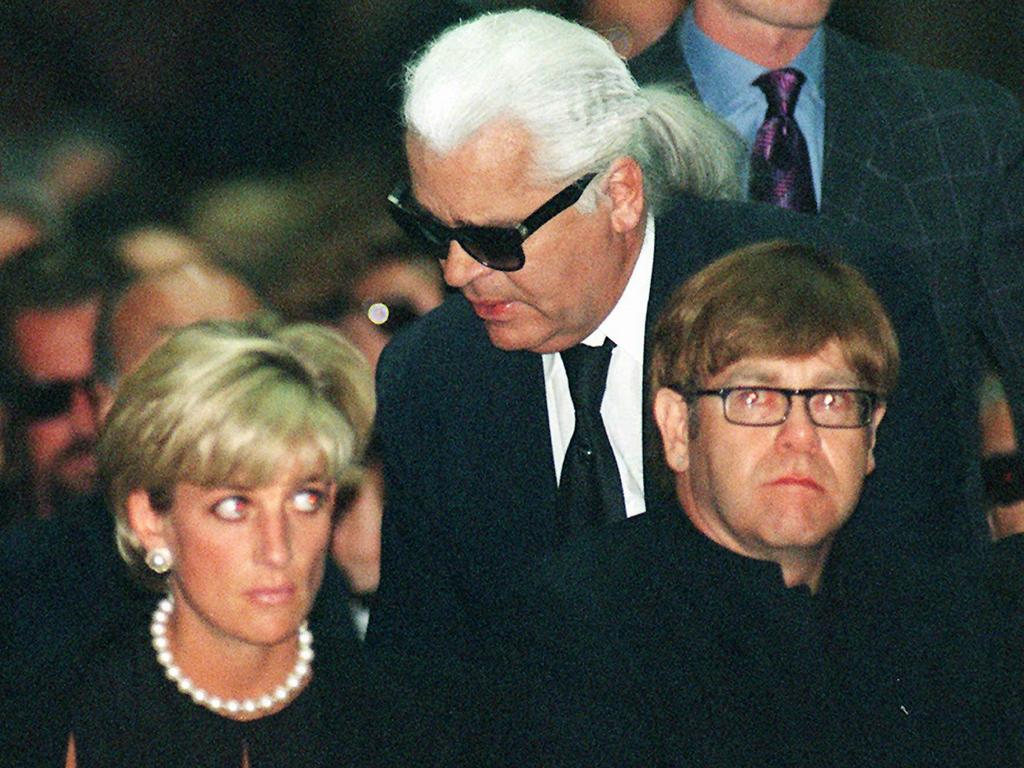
[[2, 0, 1020, 222]]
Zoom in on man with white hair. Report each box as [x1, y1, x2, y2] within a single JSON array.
[[367, 9, 960, 670]]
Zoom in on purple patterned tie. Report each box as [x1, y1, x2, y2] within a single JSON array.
[[750, 68, 817, 214]]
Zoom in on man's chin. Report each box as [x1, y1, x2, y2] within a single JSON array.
[[484, 322, 574, 355], [55, 463, 99, 497]]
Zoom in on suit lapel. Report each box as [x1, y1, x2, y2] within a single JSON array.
[[627, 20, 696, 93], [820, 29, 892, 220]]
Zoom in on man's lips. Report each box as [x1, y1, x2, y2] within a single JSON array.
[[767, 475, 824, 491], [469, 299, 514, 321]]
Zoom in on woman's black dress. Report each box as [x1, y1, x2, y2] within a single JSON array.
[[69, 620, 380, 768]]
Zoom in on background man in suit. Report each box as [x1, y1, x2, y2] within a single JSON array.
[[628, 0, 1024, 532], [367, 9, 961, 671], [515, 241, 1020, 767]]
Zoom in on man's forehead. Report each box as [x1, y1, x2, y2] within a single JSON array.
[[406, 121, 541, 222], [712, 346, 860, 388], [13, 298, 99, 379]]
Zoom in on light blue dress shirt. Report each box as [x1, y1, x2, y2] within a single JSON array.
[[679, 6, 826, 205]]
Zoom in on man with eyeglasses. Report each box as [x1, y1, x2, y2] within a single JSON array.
[[367, 9, 962, 680], [509, 241, 1021, 767]]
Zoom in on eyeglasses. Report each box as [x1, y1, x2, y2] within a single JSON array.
[[363, 298, 422, 337], [678, 386, 880, 429], [386, 173, 597, 272], [14, 376, 100, 421]]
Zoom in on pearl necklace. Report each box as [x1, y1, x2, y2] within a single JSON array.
[[150, 595, 314, 718]]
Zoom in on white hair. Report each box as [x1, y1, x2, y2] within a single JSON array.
[[403, 9, 745, 213]]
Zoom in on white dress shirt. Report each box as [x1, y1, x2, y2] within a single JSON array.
[[543, 215, 654, 518]]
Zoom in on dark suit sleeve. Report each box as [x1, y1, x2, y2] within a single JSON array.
[[504, 566, 660, 768], [973, 98, 1024, 441], [365, 331, 465, 661]]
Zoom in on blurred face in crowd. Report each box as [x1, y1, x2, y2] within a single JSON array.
[[13, 297, 102, 516], [331, 464, 384, 595], [336, 257, 445, 373], [405, 120, 645, 354], [0, 212, 42, 266], [109, 264, 262, 379], [656, 340, 885, 590]]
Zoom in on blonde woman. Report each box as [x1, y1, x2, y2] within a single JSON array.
[[65, 318, 378, 767]]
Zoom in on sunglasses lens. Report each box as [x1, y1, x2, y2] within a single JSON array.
[[18, 381, 76, 420], [460, 231, 525, 272], [388, 203, 449, 256]]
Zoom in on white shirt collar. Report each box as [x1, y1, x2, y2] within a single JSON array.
[[579, 213, 655, 360]]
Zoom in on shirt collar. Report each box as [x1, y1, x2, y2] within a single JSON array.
[[680, 6, 826, 111], [580, 214, 654, 364]]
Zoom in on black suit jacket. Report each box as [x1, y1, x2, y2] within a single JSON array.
[[630, 24, 1024, 516], [510, 502, 1021, 768], [368, 194, 961, 665]]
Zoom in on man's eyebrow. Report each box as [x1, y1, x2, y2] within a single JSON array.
[[719, 366, 779, 386], [718, 368, 861, 388]]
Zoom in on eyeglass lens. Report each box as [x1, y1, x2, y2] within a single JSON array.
[[722, 388, 873, 427]]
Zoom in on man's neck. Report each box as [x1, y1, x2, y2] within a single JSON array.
[[692, 6, 818, 69], [778, 552, 828, 594]]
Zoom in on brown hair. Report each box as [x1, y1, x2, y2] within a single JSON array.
[[650, 240, 900, 398]]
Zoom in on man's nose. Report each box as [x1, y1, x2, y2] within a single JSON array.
[[441, 241, 489, 289], [776, 397, 821, 451], [68, 384, 99, 438]]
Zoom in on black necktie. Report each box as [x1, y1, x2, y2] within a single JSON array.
[[749, 67, 817, 214], [556, 339, 627, 545]]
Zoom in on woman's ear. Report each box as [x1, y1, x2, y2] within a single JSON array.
[[126, 489, 170, 553]]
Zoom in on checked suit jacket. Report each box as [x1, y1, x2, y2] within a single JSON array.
[[630, 24, 1024, 522], [367, 194, 962, 669]]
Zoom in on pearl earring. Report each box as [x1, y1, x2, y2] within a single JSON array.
[[145, 547, 173, 574]]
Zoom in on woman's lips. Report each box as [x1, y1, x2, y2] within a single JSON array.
[[245, 586, 296, 606], [470, 300, 514, 321]]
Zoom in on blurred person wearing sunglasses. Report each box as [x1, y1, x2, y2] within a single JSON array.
[[321, 240, 445, 376], [0, 238, 119, 525], [368, 9, 964, 698], [510, 242, 1022, 767]]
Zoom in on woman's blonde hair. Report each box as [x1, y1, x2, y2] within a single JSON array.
[[98, 315, 375, 590]]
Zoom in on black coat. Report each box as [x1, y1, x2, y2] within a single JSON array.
[[509, 502, 1021, 767], [368, 194, 962, 667]]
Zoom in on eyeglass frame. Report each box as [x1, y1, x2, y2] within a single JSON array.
[[386, 173, 598, 272], [674, 386, 881, 429]]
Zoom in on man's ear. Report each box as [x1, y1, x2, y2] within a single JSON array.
[[602, 156, 645, 233], [126, 489, 171, 553], [865, 404, 887, 476], [654, 386, 691, 474]]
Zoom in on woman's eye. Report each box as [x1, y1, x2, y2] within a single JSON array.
[[211, 496, 246, 521], [293, 489, 325, 513]]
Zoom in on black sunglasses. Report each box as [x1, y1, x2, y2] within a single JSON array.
[[386, 173, 597, 272], [14, 376, 100, 421]]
